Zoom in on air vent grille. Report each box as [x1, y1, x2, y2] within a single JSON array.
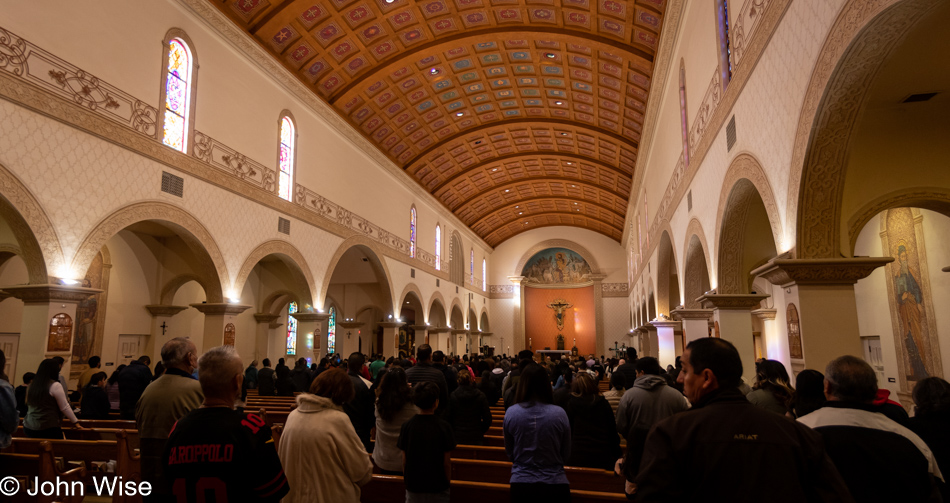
[[687, 190, 693, 211], [410, 268, 415, 278], [161, 171, 184, 197], [278, 217, 290, 235], [726, 115, 737, 151], [903, 92, 938, 103]]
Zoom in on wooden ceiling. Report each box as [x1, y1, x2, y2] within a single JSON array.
[[209, 0, 666, 246]]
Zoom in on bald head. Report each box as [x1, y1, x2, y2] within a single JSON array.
[[161, 337, 197, 372], [198, 345, 244, 404]]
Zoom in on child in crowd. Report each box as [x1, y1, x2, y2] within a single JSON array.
[[398, 381, 457, 503]]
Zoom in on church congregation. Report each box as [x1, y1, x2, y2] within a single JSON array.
[[2, 0, 950, 501]]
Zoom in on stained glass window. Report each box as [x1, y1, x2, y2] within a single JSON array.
[[328, 307, 336, 355], [278, 116, 296, 201], [482, 259, 486, 291], [286, 301, 298, 355], [470, 249, 475, 285], [409, 207, 417, 258], [163, 39, 191, 153], [435, 225, 441, 270], [679, 64, 689, 168], [716, 0, 733, 87]]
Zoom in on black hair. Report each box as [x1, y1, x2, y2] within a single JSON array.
[[411, 381, 440, 410], [793, 369, 826, 417], [262, 358, 271, 367], [28, 358, 61, 405], [514, 363, 553, 405], [108, 364, 126, 385], [685, 338, 743, 389], [22, 372, 35, 385], [635, 357, 661, 376], [416, 344, 433, 362], [348, 352, 365, 373], [88, 356, 101, 368], [913, 377, 950, 416], [625, 347, 638, 361], [433, 350, 445, 363], [609, 371, 625, 390], [87, 372, 108, 388], [0, 349, 6, 382], [376, 367, 411, 422]]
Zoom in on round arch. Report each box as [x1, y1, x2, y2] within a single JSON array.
[[0, 162, 64, 283], [514, 238, 602, 276], [427, 291, 448, 326], [656, 229, 680, 316], [159, 273, 212, 305], [71, 201, 228, 302], [398, 283, 427, 324], [233, 239, 317, 306], [479, 308, 490, 332], [319, 235, 396, 316], [846, 187, 950, 253], [449, 298, 465, 329], [261, 289, 301, 316]]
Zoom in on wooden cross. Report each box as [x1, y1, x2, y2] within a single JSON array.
[[160, 322, 168, 335]]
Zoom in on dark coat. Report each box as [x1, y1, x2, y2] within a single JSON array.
[[564, 394, 621, 470], [343, 371, 375, 452], [118, 360, 152, 419], [290, 366, 311, 393], [79, 386, 111, 419], [909, 410, 950, 503], [445, 384, 492, 445], [257, 367, 275, 396], [613, 362, 638, 389], [634, 388, 853, 502]]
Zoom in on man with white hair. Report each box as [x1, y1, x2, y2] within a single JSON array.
[[163, 345, 288, 502]]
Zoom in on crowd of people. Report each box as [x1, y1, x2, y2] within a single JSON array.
[[2, 337, 950, 502]]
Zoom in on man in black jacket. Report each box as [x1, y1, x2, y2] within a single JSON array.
[[406, 345, 449, 415], [614, 347, 639, 389], [118, 355, 151, 419], [634, 338, 853, 502], [257, 358, 275, 396], [432, 350, 458, 395], [343, 352, 375, 452]]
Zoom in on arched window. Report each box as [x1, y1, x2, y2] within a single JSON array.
[[161, 36, 195, 153], [435, 225, 442, 270], [715, 0, 733, 88], [470, 249, 475, 285], [286, 301, 298, 356], [409, 207, 417, 258], [278, 114, 296, 201], [327, 306, 336, 356], [482, 259, 486, 291], [679, 62, 689, 167]]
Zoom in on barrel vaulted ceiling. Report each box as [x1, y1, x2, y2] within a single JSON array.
[[209, 0, 666, 246]]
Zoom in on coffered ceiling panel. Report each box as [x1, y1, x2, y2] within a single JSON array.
[[210, 0, 667, 246]]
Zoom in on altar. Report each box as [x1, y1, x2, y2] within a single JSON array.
[[536, 349, 572, 360]]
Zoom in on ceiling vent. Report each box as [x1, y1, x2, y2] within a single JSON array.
[[411, 268, 415, 278], [161, 171, 184, 197], [278, 217, 290, 235], [361, 257, 369, 262], [903, 92, 938, 103], [726, 115, 737, 152], [687, 190, 693, 212]]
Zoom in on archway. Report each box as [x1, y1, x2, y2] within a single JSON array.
[[683, 234, 712, 308], [717, 178, 779, 294], [399, 287, 425, 356], [656, 230, 680, 316]]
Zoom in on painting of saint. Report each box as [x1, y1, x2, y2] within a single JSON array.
[[894, 243, 928, 379], [521, 247, 592, 285]]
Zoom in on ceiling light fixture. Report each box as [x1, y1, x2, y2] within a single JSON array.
[[456, 112, 464, 116], [544, 53, 556, 59], [505, 189, 510, 193], [554, 101, 563, 105], [492, 168, 497, 171], [560, 132, 568, 136], [429, 68, 440, 75], [518, 212, 522, 215]]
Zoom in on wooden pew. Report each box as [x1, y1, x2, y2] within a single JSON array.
[[0, 441, 86, 503], [452, 444, 509, 462], [450, 459, 624, 493], [360, 474, 626, 503], [14, 426, 141, 450]]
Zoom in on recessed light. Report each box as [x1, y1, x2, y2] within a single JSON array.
[[515, 205, 519, 208], [429, 68, 440, 75], [566, 162, 572, 165], [573, 202, 578, 205], [525, 221, 530, 224], [554, 101, 563, 105], [560, 132, 568, 136], [571, 185, 575, 187], [518, 212, 523, 215], [456, 112, 464, 116], [505, 189, 509, 193], [492, 168, 497, 172], [544, 53, 556, 59]]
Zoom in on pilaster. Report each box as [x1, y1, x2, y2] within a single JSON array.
[[145, 305, 190, 362], [697, 294, 769, 383], [252, 313, 280, 363], [337, 321, 365, 357], [190, 303, 252, 352], [509, 276, 526, 353], [377, 321, 405, 358], [670, 307, 713, 345], [590, 273, 606, 358], [649, 317, 681, 368]]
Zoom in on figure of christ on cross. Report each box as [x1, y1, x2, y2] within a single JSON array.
[[547, 299, 573, 331]]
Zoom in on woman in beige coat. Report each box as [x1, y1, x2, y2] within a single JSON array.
[[278, 368, 373, 502]]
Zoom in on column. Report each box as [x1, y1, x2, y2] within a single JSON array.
[[637, 323, 658, 358], [252, 313, 281, 363], [337, 321, 365, 356], [650, 317, 680, 369], [190, 303, 252, 352], [410, 324, 429, 351], [752, 256, 892, 376], [145, 305, 189, 361], [671, 308, 714, 345], [508, 276, 526, 353], [290, 312, 329, 362], [427, 327, 451, 353], [590, 274, 606, 356], [480, 332, 493, 355], [697, 294, 769, 383], [451, 329, 468, 356], [2, 284, 101, 382], [377, 321, 404, 358], [468, 329, 481, 355], [752, 308, 781, 366]]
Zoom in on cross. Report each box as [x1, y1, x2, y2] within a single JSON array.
[[547, 299, 573, 331], [160, 322, 168, 335]]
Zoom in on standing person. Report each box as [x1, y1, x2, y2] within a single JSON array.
[[279, 368, 372, 503], [51, 356, 69, 399], [106, 364, 125, 411], [137, 337, 203, 502], [908, 377, 950, 502], [445, 369, 492, 445], [373, 367, 418, 474], [564, 373, 621, 470], [118, 355, 151, 419], [291, 358, 311, 392], [343, 352, 375, 452], [792, 369, 826, 418], [257, 358, 276, 396], [152, 362, 166, 382], [15, 371, 34, 417], [799, 356, 942, 502], [614, 347, 639, 389], [615, 357, 689, 441], [432, 351, 458, 396], [244, 360, 259, 389], [77, 355, 102, 390], [503, 363, 571, 503], [163, 345, 288, 502], [633, 338, 853, 502], [405, 345, 449, 415], [24, 358, 82, 439], [275, 365, 295, 396], [603, 372, 625, 414], [746, 359, 795, 416], [79, 372, 110, 419], [478, 370, 499, 407], [398, 381, 457, 503], [0, 349, 17, 449], [369, 354, 386, 380], [275, 357, 288, 374]]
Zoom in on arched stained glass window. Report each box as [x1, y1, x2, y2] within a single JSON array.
[[278, 116, 296, 201], [482, 259, 486, 291], [286, 301, 298, 355], [679, 63, 689, 167], [163, 39, 192, 153], [409, 207, 417, 258], [715, 0, 733, 88], [435, 225, 441, 270], [327, 307, 336, 355], [470, 249, 475, 285]]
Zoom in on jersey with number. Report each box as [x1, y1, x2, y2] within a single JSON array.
[[163, 407, 289, 502]]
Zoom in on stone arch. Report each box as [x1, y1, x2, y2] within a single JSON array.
[[787, 0, 942, 258], [159, 273, 212, 305], [449, 231, 464, 285], [656, 229, 680, 316], [683, 231, 713, 308], [398, 282, 427, 322], [320, 234, 395, 315], [72, 201, 228, 302], [261, 289, 300, 315], [428, 292, 448, 326], [233, 239, 316, 306], [715, 153, 783, 257], [846, 187, 950, 255], [479, 308, 490, 331], [514, 238, 602, 276], [449, 298, 465, 329], [0, 162, 64, 283]]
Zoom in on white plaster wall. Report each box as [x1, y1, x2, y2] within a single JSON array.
[[488, 299, 514, 356], [602, 297, 631, 357], [0, 256, 27, 333]]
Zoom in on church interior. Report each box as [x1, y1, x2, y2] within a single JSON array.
[[1, 0, 949, 442]]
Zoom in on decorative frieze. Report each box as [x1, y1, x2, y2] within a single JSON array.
[[601, 283, 628, 298], [1, 283, 101, 303]]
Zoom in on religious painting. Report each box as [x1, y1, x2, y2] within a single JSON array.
[[881, 208, 942, 391], [224, 323, 235, 346], [47, 313, 73, 352], [786, 303, 803, 359], [521, 247, 592, 285], [398, 307, 415, 358], [71, 250, 110, 380]]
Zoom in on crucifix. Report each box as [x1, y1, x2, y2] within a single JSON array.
[[160, 322, 168, 335], [547, 299, 573, 331]]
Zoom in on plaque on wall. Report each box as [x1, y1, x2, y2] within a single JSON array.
[[47, 313, 73, 353], [786, 303, 803, 359], [224, 323, 235, 346]]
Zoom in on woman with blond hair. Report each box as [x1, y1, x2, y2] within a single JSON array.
[[278, 368, 372, 502], [747, 359, 796, 416]]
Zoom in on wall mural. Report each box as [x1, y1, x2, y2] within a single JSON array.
[[521, 248, 592, 285], [71, 250, 111, 381], [881, 208, 942, 392], [786, 303, 803, 360]]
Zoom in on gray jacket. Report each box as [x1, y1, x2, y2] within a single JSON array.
[[615, 374, 689, 438]]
